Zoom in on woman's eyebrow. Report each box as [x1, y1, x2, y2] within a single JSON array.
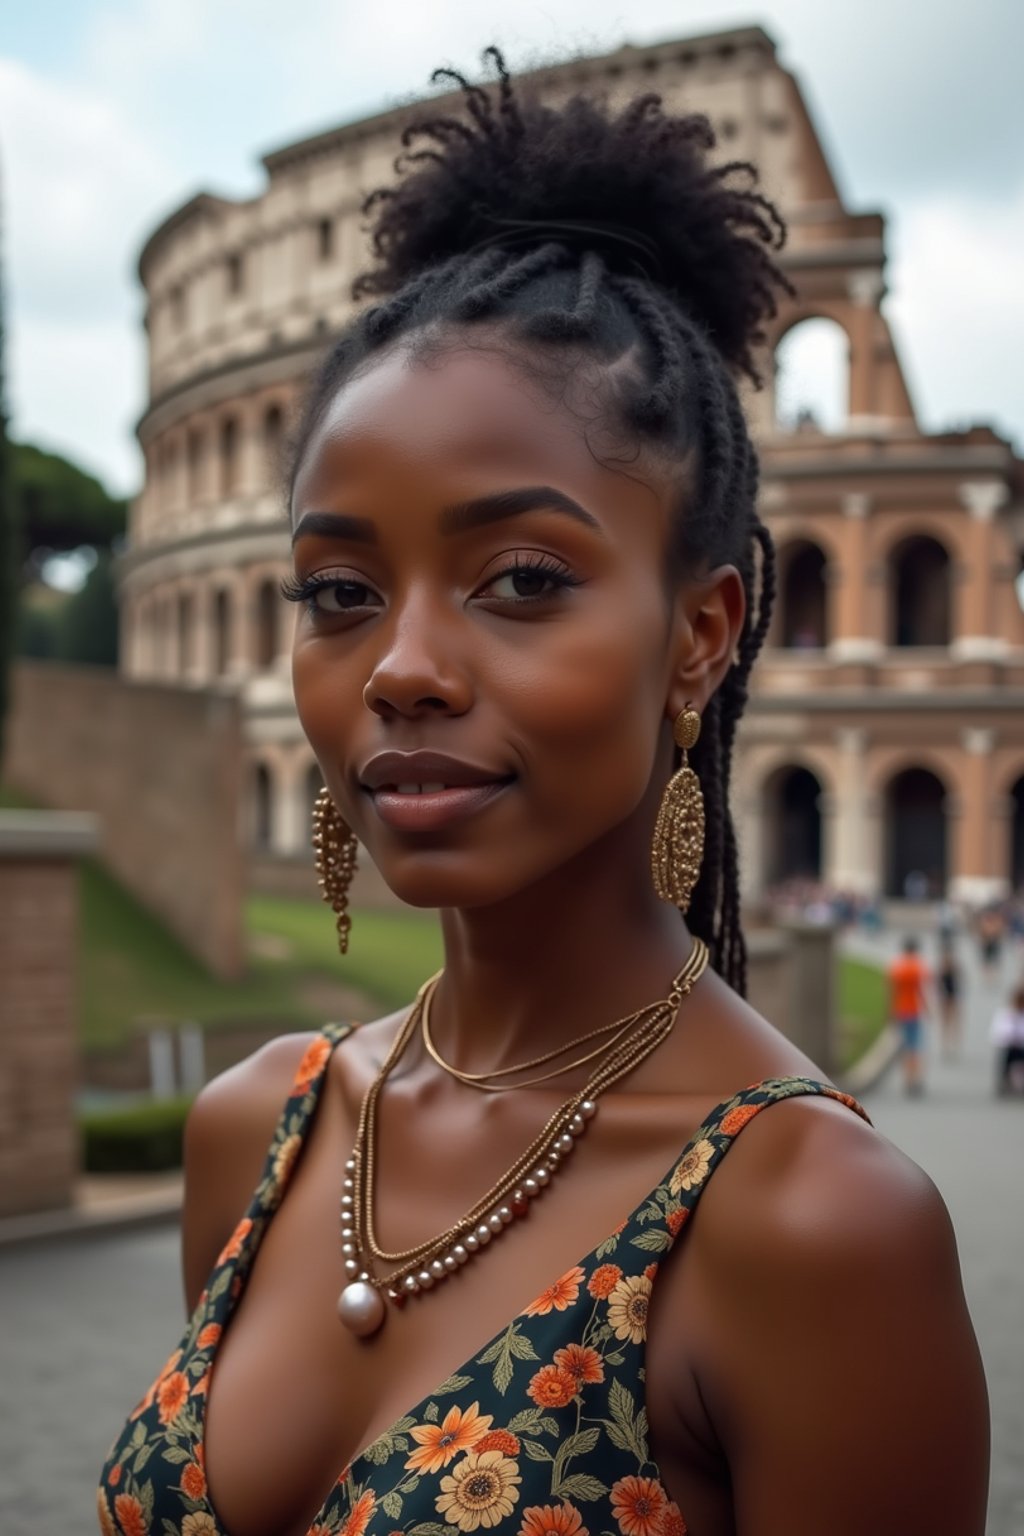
[[291, 511, 377, 546], [439, 486, 601, 534]]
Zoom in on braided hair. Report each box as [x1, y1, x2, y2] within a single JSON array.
[[288, 48, 792, 996]]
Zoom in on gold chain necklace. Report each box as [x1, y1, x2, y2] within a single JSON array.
[[336, 939, 709, 1337]]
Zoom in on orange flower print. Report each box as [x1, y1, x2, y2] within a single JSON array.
[[669, 1138, 714, 1196], [196, 1323, 222, 1349], [644, 1263, 659, 1283], [553, 1343, 604, 1386], [292, 1035, 331, 1094], [587, 1263, 623, 1299], [666, 1206, 688, 1237], [181, 1461, 207, 1500], [661, 1502, 688, 1536], [216, 1216, 253, 1267], [113, 1493, 149, 1536], [720, 1103, 760, 1137], [524, 1265, 584, 1317], [341, 1489, 376, 1536], [526, 1365, 577, 1408], [192, 1371, 211, 1398], [107, 1463, 122, 1487], [406, 1401, 493, 1473], [157, 1370, 190, 1425], [97, 1488, 117, 1536], [607, 1274, 653, 1345], [272, 1132, 303, 1187], [611, 1476, 668, 1536], [476, 1429, 521, 1456], [520, 1501, 588, 1536]]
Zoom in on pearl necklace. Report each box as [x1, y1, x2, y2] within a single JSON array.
[[336, 941, 709, 1338]]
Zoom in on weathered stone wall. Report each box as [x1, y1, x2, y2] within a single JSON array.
[[0, 814, 97, 1216], [4, 661, 244, 978]]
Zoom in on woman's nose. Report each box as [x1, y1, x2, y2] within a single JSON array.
[[362, 598, 474, 721]]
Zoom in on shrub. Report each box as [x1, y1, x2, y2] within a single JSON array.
[[80, 1095, 193, 1173]]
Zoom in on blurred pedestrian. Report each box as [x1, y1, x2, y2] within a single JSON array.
[[976, 906, 1004, 983], [889, 937, 930, 1096], [936, 938, 962, 1061], [991, 984, 1024, 1096]]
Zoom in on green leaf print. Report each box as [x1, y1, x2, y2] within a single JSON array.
[[522, 1439, 555, 1462], [207, 1267, 233, 1303], [607, 1378, 648, 1465], [381, 1490, 403, 1519], [480, 1322, 536, 1394], [554, 1473, 608, 1501], [158, 1445, 192, 1465], [630, 1228, 671, 1253], [507, 1407, 545, 1434], [408, 1524, 453, 1536], [433, 1373, 475, 1395], [552, 1428, 601, 1488], [423, 1401, 439, 1423], [635, 1201, 665, 1225], [594, 1234, 621, 1260]]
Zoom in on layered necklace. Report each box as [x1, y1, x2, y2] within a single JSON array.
[[336, 939, 710, 1337]]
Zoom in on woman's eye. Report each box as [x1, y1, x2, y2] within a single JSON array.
[[313, 579, 377, 613], [480, 559, 578, 603]]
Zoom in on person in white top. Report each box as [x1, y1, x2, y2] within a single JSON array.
[[990, 984, 1024, 1095]]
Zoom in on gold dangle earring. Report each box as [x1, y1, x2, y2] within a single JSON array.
[[651, 706, 705, 914], [312, 787, 359, 954]]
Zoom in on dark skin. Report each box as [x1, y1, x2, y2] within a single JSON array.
[[183, 343, 989, 1536]]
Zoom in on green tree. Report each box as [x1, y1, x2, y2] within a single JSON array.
[[12, 440, 127, 579], [55, 549, 119, 666]]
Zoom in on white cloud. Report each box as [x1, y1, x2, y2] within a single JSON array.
[[886, 189, 1024, 448]]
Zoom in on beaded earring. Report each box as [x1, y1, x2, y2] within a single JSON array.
[[651, 706, 705, 914], [312, 787, 359, 954]]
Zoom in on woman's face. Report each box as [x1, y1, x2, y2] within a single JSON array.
[[290, 341, 719, 910]]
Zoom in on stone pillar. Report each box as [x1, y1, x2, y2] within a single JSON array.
[[0, 812, 98, 1216], [952, 728, 1007, 905], [828, 727, 875, 893], [846, 270, 884, 425], [276, 753, 309, 854], [830, 494, 882, 661], [194, 581, 215, 683], [951, 481, 1009, 661]]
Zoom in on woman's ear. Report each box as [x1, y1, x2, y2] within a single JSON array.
[[666, 564, 746, 719]]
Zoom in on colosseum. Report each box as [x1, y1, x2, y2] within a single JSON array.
[[120, 23, 1024, 906]]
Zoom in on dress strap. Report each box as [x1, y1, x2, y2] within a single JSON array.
[[652, 1076, 872, 1256]]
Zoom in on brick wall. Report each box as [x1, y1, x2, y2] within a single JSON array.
[[4, 661, 244, 979], [0, 816, 97, 1216]]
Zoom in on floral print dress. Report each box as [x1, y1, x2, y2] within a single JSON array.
[[98, 1024, 870, 1536]]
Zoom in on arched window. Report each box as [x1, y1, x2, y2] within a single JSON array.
[[187, 428, 205, 504], [316, 217, 334, 261], [765, 766, 822, 885], [778, 541, 829, 649], [774, 318, 849, 434], [890, 536, 951, 647], [255, 579, 278, 670], [214, 589, 232, 676], [252, 763, 273, 851], [885, 768, 947, 898], [220, 417, 239, 498], [1012, 776, 1024, 892], [177, 592, 194, 675], [263, 405, 284, 482]]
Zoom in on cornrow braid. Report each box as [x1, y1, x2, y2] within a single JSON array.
[[287, 48, 792, 995]]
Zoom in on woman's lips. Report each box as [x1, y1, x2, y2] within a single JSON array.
[[368, 780, 513, 832]]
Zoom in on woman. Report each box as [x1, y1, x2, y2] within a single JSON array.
[[991, 984, 1024, 1095], [99, 53, 988, 1536]]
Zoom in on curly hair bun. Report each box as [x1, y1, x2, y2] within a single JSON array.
[[356, 45, 790, 382]]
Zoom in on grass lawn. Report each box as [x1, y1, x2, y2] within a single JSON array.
[[837, 955, 889, 1071]]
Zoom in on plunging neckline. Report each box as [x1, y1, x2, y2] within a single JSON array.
[[201, 1022, 693, 1536], [196, 1022, 871, 1536]]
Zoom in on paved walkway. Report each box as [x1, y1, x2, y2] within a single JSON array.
[[1, 930, 1021, 1533], [849, 926, 1024, 1534]]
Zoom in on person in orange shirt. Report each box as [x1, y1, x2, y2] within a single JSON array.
[[889, 937, 931, 1096]]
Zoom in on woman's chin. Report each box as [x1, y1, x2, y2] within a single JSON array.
[[362, 850, 534, 914]]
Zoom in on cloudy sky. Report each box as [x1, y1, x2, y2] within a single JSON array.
[[2, 0, 1022, 496]]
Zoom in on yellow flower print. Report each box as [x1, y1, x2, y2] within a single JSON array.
[[272, 1132, 303, 1187], [607, 1273, 653, 1345], [669, 1138, 714, 1195], [96, 1488, 116, 1536], [436, 1449, 521, 1530], [181, 1515, 219, 1536]]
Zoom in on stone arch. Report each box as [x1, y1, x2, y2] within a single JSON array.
[[251, 761, 274, 851], [254, 576, 279, 670], [763, 763, 824, 885], [263, 403, 285, 485], [187, 426, 206, 505], [776, 538, 830, 648], [774, 316, 850, 434], [888, 534, 951, 647], [884, 766, 949, 898], [213, 587, 233, 676], [1011, 774, 1024, 892], [220, 415, 239, 498], [176, 588, 195, 675]]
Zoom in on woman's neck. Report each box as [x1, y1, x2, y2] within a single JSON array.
[[431, 817, 696, 1076]]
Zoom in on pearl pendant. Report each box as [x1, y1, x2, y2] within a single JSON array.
[[337, 1280, 386, 1337]]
